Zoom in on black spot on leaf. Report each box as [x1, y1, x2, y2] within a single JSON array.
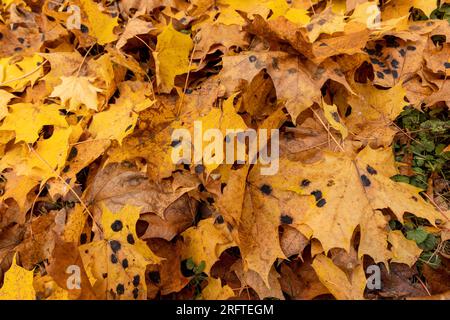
[[122, 259, 129, 269], [366, 165, 377, 175], [127, 234, 135, 245], [249, 55, 257, 62], [110, 240, 121, 253], [316, 198, 327, 207], [133, 288, 139, 299], [280, 215, 293, 224], [391, 59, 399, 69], [301, 179, 311, 187], [133, 275, 140, 287], [311, 190, 322, 201], [360, 175, 371, 187], [260, 184, 272, 195], [111, 220, 123, 232], [111, 254, 118, 264], [376, 71, 384, 79], [116, 284, 125, 295]]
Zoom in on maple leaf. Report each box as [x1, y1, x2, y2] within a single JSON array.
[[0, 103, 68, 143], [202, 277, 235, 300], [0, 253, 36, 300], [153, 23, 195, 93], [79, 0, 119, 45], [50, 76, 102, 111], [79, 204, 160, 300], [243, 145, 442, 281], [88, 102, 137, 145], [181, 218, 236, 275], [0, 55, 44, 91], [311, 254, 366, 300]]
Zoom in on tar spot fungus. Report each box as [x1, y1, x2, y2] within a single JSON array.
[[301, 179, 311, 187], [102, 273, 108, 279], [411, 196, 418, 202], [127, 234, 135, 245], [360, 175, 371, 187], [260, 184, 272, 195], [249, 55, 257, 62], [407, 45, 416, 51], [399, 48, 406, 57], [280, 214, 293, 224], [311, 190, 322, 201], [391, 59, 399, 68], [376, 71, 384, 79], [444, 62, 450, 69], [122, 259, 129, 269], [133, 288, 139, 299], [392, 70, 399, 79], [110, 240, 121, 253], [111, 220, 123, 232], [316, 198, 327, 208], [111, 254, 118, 264], [133, 275, 140, 287], [116, 284, 125, 295], [366, 165, 377, 175]]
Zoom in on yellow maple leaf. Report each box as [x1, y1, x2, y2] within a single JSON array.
[[0, 55, 44, 92], [322, 100, 348, 139], [0, 103, 68, 143], [28, 127, 74, 182], [79, 204, 160, 299], [388, 230, 423, 267], [50, 76, 102, 111], [181, 218, 236, 275], [79, 0, 118, 45], [0, 253, 36, 300], [311, 254, 366, 300], [201, 277, 235, 300], [0, 90, 15, 120], [153, 23, 194, 93], [88, 101, 137, 145]]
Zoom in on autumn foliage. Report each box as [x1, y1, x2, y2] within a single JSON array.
[[0, 0, 449, 300]]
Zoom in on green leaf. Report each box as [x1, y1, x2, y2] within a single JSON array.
[[186, 258, 195, 270], [406, 227, 428, 244], [419, 234, 439, 251], [194, 260, 206, 274]]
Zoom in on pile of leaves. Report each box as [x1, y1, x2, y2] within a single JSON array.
[[0, 0, 449, 300]]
